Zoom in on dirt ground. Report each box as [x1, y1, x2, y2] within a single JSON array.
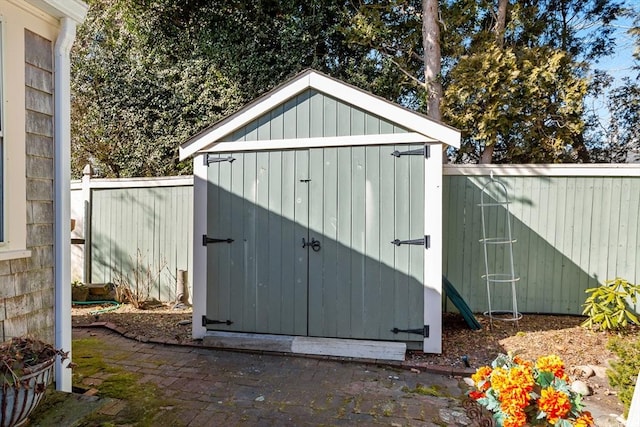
[[72, 302, 636, 418]]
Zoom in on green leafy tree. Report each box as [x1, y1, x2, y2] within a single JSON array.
[[342, 0, 623, 163], [71, 0, 243, 177], [71, 0, 381, 177]]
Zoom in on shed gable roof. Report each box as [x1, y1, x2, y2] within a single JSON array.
[[179, 69, 460, 160]]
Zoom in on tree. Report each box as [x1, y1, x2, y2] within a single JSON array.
[[71, 0, 244, 177], [342, 0, 623, 163], [71, 0, 379, 177], [423, 0, 443, 120]]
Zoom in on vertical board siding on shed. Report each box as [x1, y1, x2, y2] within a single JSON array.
[[225, 90, 408, 142], [206, 146, 424, 342], [443, 174, 640, 315], [90, 186, 193, 301]]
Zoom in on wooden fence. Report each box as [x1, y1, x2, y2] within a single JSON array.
[[71, 171, 193, 302], [71, 164, 640, 314]]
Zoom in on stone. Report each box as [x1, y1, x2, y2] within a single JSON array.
[[571, 380, 591, 396], [575, 365, 595, 378]]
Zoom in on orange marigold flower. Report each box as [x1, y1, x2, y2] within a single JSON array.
[[490, 367, 509, 392], [509, 365, 535, 392], [469, 390, 485, 400], [499, 386, 531, 415], [536, 355, 566, 379], [513, 356, 533, 369], [574, 411, 594, 427], [538, 387, 571, 424], [472, 366, 492, 386], [503, 409, 527, 427]]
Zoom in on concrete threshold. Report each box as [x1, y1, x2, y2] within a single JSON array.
[[203, 331, 407, 361]]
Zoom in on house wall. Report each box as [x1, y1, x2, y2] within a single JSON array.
[[0, 1, 59, 343]]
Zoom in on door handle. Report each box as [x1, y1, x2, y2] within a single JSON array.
[[302, 237, 321, 252]]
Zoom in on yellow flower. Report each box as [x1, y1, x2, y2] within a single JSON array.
[[472, 366, 493, 391], [536, 354, 568, 380], [499, 385, 531, 415], [574, 411, 594, 427], [538, 387, 571, 424], [490, 367, 509, 392], [503, 409, 527, 427]]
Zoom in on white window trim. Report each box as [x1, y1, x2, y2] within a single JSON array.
[[0, 13, 31, 260]]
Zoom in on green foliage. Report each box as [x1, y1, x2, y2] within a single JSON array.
[[443, 44, 588, 163], [582, 278, 640, 330], [71, 0, 385, 178], [606, 335, 640, 417]]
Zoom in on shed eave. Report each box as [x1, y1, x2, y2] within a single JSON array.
[[198, 133, 438, 154], [179, 70, 460, 160]]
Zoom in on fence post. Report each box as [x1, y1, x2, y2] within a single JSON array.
[[82, 164, 93, 284]]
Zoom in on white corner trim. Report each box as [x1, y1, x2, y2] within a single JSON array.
[[191, 157, 208, 339], [25, 0, 89, 23], [203, 133, 435, 153], [423, 145, 443, 354]]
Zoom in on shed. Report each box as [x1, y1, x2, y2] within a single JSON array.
[[180, 70, 460, 359]]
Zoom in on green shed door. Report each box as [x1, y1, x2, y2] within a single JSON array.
[[206, 150, 310, 335], [306, 146, 425, 342], [206, 146, 424, 342]]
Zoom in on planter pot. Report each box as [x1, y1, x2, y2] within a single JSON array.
[[0, 357, 55, 427], [72, 286, 89, 302]]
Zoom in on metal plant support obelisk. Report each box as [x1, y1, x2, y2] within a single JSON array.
[[479, 174, 522, 329]]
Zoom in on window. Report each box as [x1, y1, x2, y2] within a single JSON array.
[[0, 13, 29, 261]]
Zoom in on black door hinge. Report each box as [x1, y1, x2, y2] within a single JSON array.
[[202, 235, 234, 246], [391, 146, 430, 158], [204, 154, 235, 166], [391, 325, 429, 338], [202, 316, 233, 327], [391, 235, 430, 249]]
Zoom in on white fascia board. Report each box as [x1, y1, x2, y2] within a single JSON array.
[[180, 75, 311, 160], [204, 133, 434, 153], [444, 164, 640, 177], [309, 72, 460, 148], [25, 0, 89, 23]]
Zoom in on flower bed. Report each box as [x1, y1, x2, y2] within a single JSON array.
[[468, 353, 594, 427]]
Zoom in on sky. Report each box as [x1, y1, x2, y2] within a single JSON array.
[[588, 12, 637, 124]]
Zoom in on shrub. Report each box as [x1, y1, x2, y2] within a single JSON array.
[[606, 335, 640, 418], [581, 278, 640, 331]]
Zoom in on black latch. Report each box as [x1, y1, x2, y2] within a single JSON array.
[[202, 235, 234, 246], [204, 154, 235, 166], [202, 316, 233, 327], [391, 325, 429, 337], [391, 235, 430, 249]]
